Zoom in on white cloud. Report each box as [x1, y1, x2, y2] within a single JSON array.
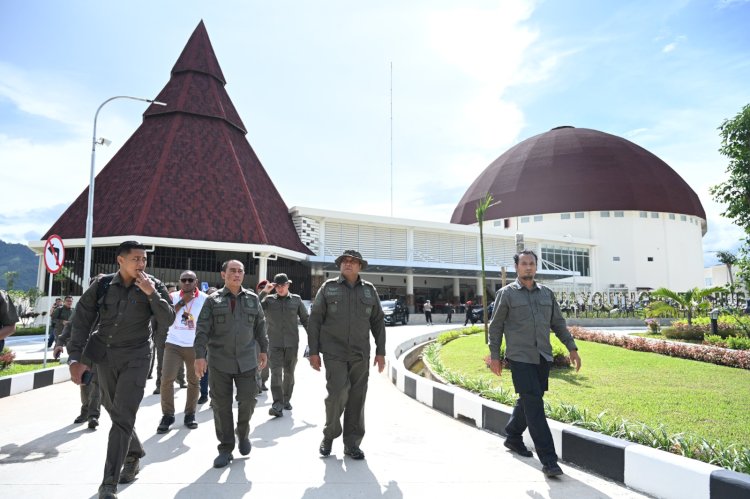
[[662, 42, 678, 53]]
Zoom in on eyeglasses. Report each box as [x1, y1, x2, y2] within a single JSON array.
[[180, 278, 195, 283]]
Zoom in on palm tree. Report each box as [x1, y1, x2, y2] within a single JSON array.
[[475, 193, 496, 343], [715, 250, 738, 305], [649, 286, 725, 325]]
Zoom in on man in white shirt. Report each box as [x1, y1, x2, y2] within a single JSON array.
[[156, 270, 207, 433]]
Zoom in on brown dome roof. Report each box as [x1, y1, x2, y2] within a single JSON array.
[[451, 126, 706, 226]]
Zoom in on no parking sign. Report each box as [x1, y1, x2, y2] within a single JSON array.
[[44, 235, 65, 274]]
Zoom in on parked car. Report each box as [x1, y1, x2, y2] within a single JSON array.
[[381, 299, 409, 326], [469, 303, 495, 324]]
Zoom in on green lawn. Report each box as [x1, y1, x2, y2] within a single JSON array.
[[0, 361, 63, 378], [439, 334, 750, 447]]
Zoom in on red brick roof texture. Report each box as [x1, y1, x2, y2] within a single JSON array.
[[44, 21, 310, 254], [451, 126, 706, 225]]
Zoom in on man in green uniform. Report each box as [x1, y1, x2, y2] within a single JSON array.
[[54, 311, 102, 429], [260, 273, 309, 417], [488, 249, 582, 478], [194, 259, 268, 468], [307, 250, 386, 460], [0, 289, 19, 352], [51, 295, 74, 349], [68, 241, 175, 499]]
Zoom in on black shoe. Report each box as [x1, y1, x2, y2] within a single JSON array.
[[284, 402, 293, 410], [319, 439, 332, 457], [118, 456, 140, 484], [184, 413, 198, 429], [213, 452, 233, 468], [152, 387, 160, 395], [88, 416, 99, 430], [156, 415, 175, 434], [261, 383, 268, 391], [504, 439, 533, 457], [344, 446, 365, 460], [542, 463, 564, 477], [237, 430, 251, 456], [74, 414, 87, 424], [98, 483, 118, 499], [178, 380, 187, 389], [197, 394, 208, 404], [269, 406, 283, 417]]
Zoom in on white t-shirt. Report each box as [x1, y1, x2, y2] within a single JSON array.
[[166, 290, 207, 347]]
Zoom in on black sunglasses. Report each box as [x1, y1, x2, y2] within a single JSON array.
[[180, 278, 195, 283]]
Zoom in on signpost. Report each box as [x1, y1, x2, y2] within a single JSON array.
[[43, 235, 65, 367]]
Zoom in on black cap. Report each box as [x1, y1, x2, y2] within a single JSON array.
[[273, 273, 291, 285], [334, 249, 368, 270]]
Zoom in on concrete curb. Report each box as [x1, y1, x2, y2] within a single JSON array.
[[0, 365, 70, 399], [386, 331, 750, 499]]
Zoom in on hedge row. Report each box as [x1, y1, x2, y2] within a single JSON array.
[[570, 326, 750, 370]]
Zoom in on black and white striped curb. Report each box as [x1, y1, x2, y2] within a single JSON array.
[[387, 331, 750, 499], [0, 365, 70, 399]]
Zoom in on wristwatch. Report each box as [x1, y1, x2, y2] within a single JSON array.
[[67, 359, 78, 366]]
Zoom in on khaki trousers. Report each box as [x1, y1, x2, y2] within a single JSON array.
[[160, 343, 199, 416]]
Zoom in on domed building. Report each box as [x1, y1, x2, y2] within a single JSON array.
[[451, 126, 706, 293]]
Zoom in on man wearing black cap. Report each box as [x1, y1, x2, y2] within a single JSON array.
[[307, 250, 386, 460], [260, 273, 309, 417], [68, 240, 175, 499]]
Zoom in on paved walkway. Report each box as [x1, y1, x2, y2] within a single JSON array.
[[0, 325, 647, 498]]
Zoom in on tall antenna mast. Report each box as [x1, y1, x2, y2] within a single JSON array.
[[390, 61, 393, 217]]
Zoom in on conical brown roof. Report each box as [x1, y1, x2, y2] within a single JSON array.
[[44, 21, 310, 254]]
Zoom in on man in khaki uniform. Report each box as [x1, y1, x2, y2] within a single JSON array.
[[51, 295, 74, 347], [0, 289, 18, 352], [68, 240, 175, 499], [260, 273, 309, 417], [307, 250, 386, 460], [194, 259, 268, 468]]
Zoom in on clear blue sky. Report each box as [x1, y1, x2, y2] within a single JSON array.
[[1, 0, 748, 266]]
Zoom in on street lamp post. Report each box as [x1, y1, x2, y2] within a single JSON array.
[[83, 96, 166, 290]]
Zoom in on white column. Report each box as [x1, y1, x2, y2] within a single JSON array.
[[406, 273, 415, 313], [257, 255, 268, 283], [452, 277, 460, 302], [476, 276, 484, 305]]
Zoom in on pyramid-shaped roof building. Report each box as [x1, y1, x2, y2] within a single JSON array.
[[44, 21, 310, 256]]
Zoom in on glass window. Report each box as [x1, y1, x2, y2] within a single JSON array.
[[640, 211, 647, 218], [561, 213, 571, 220], [520, 216, 530, 223], [613, 256, 620, 262], [534, 215, 543, 222], [651, 212, 659, 218], [540, 246, 590, 277], [600, 211, 610, 217], [493, 220, 503, 227], [680, 215, 687, 221], [575, 212, 584, 219], [647, 257, 654, 262], [614, 211, 624, 217]]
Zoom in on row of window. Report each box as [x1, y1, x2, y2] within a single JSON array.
[[512, 211, 701, 224]]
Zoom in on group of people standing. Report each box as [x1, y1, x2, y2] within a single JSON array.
[[61, 241, 386, 499], [27, 239, 580, 498]]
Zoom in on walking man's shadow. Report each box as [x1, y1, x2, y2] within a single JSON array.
[[301, 456, 402, 499]]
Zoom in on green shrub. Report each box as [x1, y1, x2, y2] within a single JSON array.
[[727, 336, 750, 351], [13, 326, 47, 336], [704, 335, 727, 347], [674, 317, 747, 339], [663, 323, 704, 341]]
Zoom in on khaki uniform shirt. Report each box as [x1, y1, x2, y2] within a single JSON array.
[[69, 272, 175, 361], [307, 276, 386, 361], [260, 291, 309, 348], [52, 306, 74, 335], [194, 286, 268, 374], [0, 290, 19, 327], [489, 279, 577, 364]]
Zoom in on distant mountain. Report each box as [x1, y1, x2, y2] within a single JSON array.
[[0, 240, 38, 291]]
